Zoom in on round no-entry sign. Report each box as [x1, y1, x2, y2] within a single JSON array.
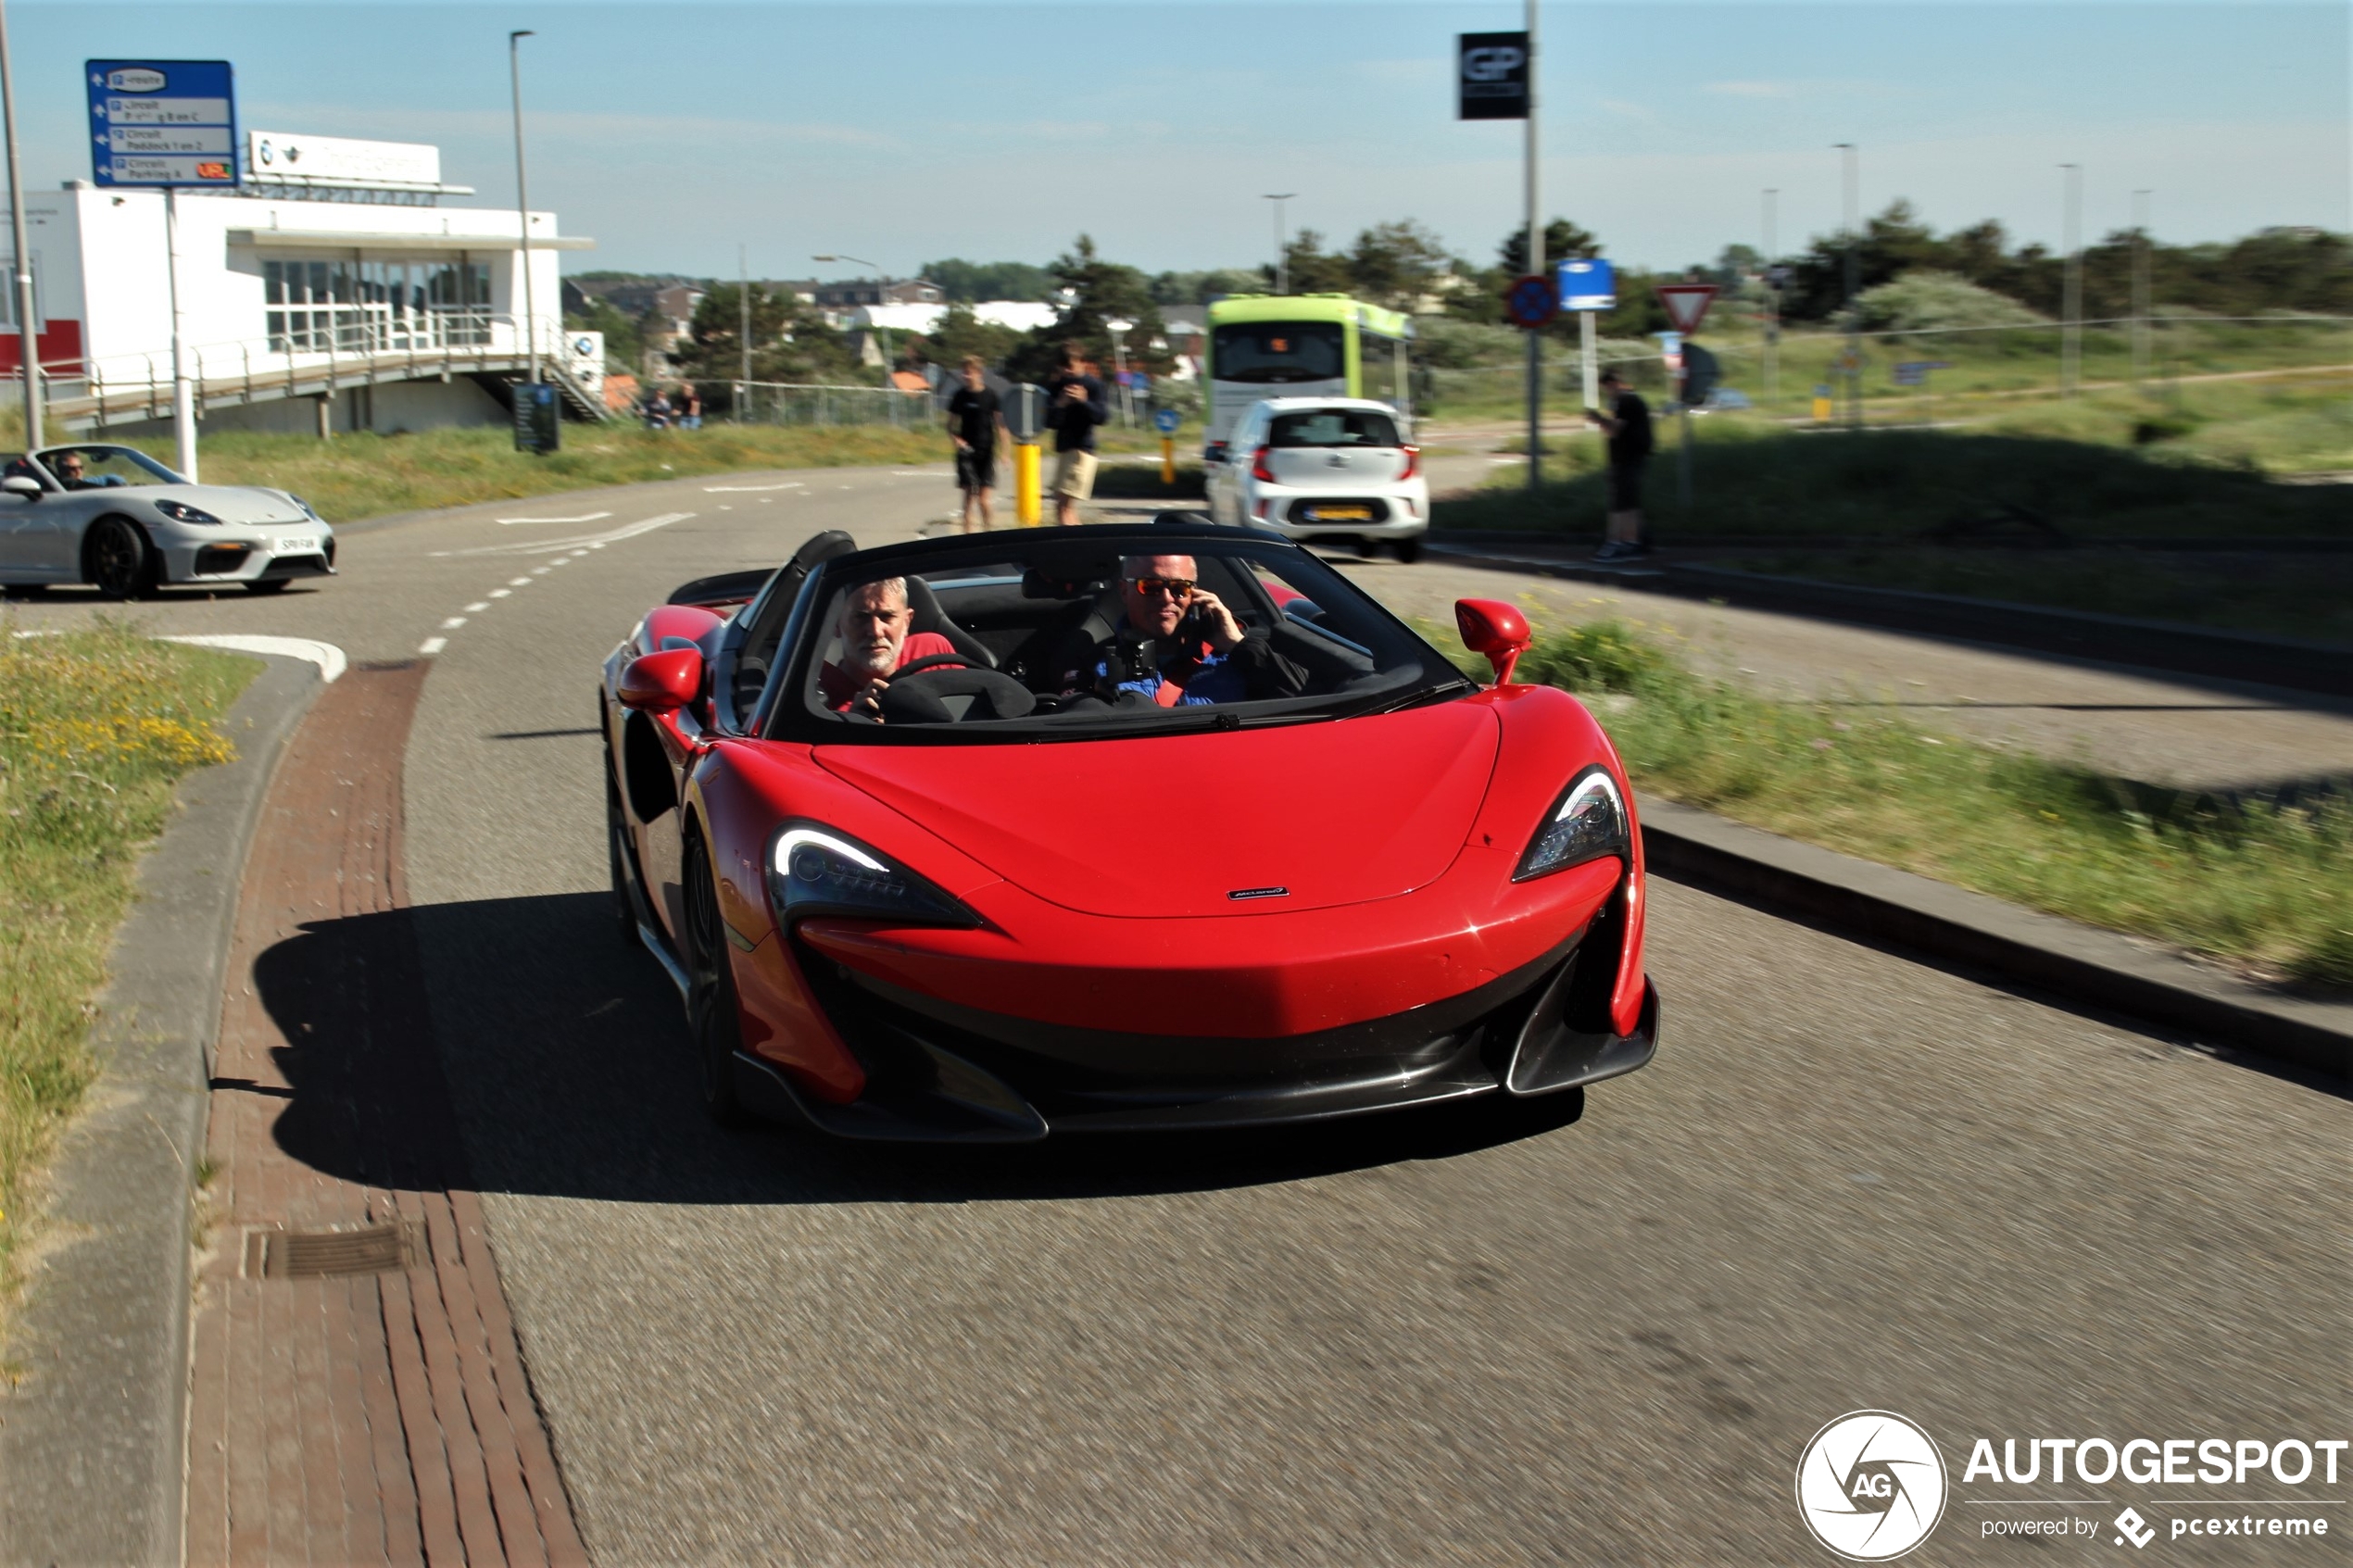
[[1504, 273, 1559, 330]]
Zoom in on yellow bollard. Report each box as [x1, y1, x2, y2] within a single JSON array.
[[1014, 440, 1042, 526], [1160, 436, 1175, 485], [1811, 393, 1832, 423]]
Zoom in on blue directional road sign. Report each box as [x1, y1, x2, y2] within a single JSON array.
[[1555, 257, 1617, 312], [1152, 408, 1180, 434], [87, 60, 238, 188], [1892, 358, 1954, 387]]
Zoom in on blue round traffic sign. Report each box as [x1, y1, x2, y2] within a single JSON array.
[[1504, 272, 1558, 330], [1152, 408, 1180, 434]]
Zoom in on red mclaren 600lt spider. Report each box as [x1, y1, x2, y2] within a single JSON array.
[[600, 519, 1656, 1139]]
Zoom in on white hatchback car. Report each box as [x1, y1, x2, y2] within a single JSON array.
[[0, 443, 334, 598], [1205, 397, 1428, 561]]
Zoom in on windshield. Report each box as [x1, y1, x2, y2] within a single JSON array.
[[1211, 321, 1346, 384], [36, 445, 184, 488], [1270, 408, 1402, 448], [768, 531, 1466, 744]]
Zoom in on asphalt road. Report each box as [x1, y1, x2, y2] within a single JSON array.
[[14, 461, 2349, 1563]]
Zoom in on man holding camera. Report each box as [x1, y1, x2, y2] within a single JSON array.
[[1048, 554, 1307, 707], [1045, 343, 1108, 527]]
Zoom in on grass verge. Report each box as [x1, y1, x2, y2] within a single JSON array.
[[0, 623, 258, 1312], [1491, 619, 2352, 990], [1436, 405, 2351, 545], [1724, 547, 2353, 647], [76, 420, 1176, 528]]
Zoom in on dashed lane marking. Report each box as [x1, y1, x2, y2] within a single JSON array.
[[464, 601, 489, 612], [489, 589, 511, 599], [434, 512, 695, 558], [441, 617, 466, 629], [496, 510, 612, 526], [418, 636, 447, 656], [703, 482, 802, 492]]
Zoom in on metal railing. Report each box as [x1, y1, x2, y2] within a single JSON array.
[[0, 312, 614, 429], [727, 380, 934, 429]]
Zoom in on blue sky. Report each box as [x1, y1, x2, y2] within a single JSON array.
[[19, 3, 2348, 279]]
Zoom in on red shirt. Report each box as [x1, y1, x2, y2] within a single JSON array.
[[819, 632, 958, 710]]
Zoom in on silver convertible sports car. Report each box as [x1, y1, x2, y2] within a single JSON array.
[[0, 444, 335, 597]]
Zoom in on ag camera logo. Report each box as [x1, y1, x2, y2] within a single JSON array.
[[1460, 45, 1524, 82], [1796, 1411, 1949, 1561]]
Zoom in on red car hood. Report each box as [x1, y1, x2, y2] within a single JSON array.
[[816, 702, 1500, 919]]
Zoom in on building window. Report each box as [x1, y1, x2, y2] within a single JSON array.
[[264, 256, 493, 353]]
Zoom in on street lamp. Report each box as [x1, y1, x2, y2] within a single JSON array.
[[1833, 142, 1859, 427], [2059, 163, 2082, 399], [814, 253, 893, 380], [0, 0, 40, 445], [1262, 194, 1295, 294], [2132, 188, 2152, 386], [1106, 317, 1134, 426], [1762, 187, 1780, 408], [509, 31, 537, 384]]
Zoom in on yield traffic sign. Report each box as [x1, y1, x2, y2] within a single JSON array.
[[1654, 283, 1718, 335]]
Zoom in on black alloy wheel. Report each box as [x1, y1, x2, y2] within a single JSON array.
[[682, 831, 751, 1126], [83, 516, 155, 599], [244, 578, 290, 595], [1394, 535, 1425, 564]]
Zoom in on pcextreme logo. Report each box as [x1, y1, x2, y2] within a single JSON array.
[[1796, 1411, 1950, 1561]]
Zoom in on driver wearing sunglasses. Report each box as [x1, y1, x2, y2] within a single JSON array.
[[1063, 553, 1305, 707]]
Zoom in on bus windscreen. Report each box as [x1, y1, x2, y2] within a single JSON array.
[[1211, 321, 1346, 383]]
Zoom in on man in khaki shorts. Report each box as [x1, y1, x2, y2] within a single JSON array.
[[1045, 342, 1108, 526]]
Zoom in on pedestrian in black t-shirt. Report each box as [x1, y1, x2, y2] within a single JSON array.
[[1044, 342, 1108, 527], [1584, 369, 1654, 561], [944, 357, 1008, 532]]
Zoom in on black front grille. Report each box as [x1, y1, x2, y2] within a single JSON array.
[[193, 545, 250, 575]]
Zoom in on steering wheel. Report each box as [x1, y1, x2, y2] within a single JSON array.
[[890, 651, 978, 678]]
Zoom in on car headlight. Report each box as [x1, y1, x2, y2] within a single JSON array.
[[1514, 765, 1630, 882], [766, 821, 979, 928], [288, 493, 322, 521], [153, 500, 224, 526]]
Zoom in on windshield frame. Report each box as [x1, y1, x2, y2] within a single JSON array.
[[32, 444, 187, 489], [761, 525, 1468, 747]]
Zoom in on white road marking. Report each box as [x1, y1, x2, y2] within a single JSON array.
[[419, 636, 447, 656], [436, 512, 696, 558], [703, 482, 801, 492], [509, 576, 533, 586], [548, 558, 569, 567], [465, 601, 490, 612], [571, 549, 590, 557], [441, 617, 467, 629], [496, 510, 612, 526], [160, 634, 347, 683], [490, 589, 511, 598], [532, 566, 552, 575]]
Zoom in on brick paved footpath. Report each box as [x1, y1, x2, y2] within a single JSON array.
[[186, 665, 586, 1567]]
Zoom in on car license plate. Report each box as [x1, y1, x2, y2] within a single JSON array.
[[1307, 506, 1371, 521], [273, 535, 319, 555]]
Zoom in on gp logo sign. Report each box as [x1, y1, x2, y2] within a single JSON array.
[[1460, 44, 1524, 82], [1796, 1411, 1949, 1561]]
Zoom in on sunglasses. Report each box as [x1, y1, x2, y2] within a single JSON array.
[[1129, 577, 1195, 599]]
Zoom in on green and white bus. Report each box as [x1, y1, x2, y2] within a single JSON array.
[[1202, 294, 1415, 450]]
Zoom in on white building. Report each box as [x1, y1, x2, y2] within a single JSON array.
[[3, 135, 597, 437]]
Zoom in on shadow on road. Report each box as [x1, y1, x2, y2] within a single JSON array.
[[254, 892, 1587, 1210]]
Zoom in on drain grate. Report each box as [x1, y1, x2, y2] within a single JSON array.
[[243, 1221, 423, 1279]]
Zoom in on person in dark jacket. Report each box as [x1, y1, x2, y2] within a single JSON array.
[[1583, 368, 1654, 561]]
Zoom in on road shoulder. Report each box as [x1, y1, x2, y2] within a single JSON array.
[[0, 651, 323, 1568], [1641, 794, 2351, 1077]]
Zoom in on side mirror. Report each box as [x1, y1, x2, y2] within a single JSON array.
[[1454, 598, 1532, 686], [617, 646, 702, 713], [2, 475, 42, 500], [1202, 440, 1228, 465]]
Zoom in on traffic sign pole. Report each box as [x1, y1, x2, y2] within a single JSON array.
[[1579, 310, 1597, 414], [165, 187, 195, 480]]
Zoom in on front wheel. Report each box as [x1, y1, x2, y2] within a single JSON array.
[[83, 516, 155, 599], [1393, 535, 1425, 564], [682, 833, 751, 1127]]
